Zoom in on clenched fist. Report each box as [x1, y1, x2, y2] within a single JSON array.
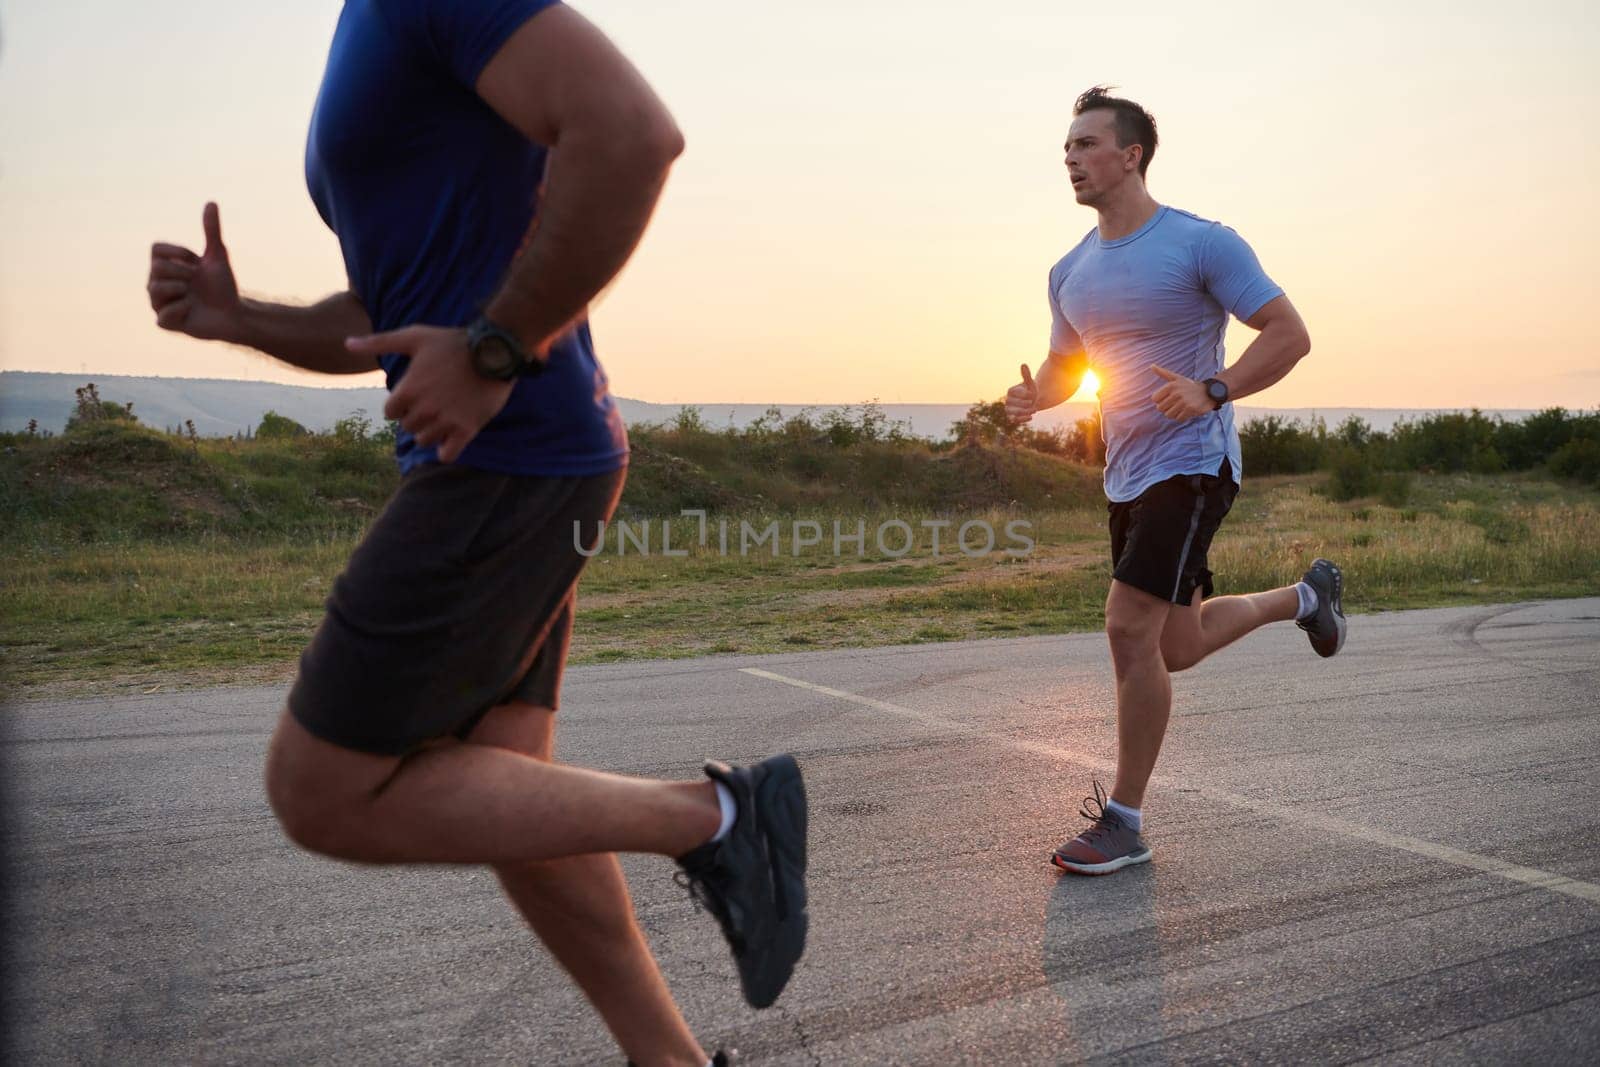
[[148, 203, 242, 342]]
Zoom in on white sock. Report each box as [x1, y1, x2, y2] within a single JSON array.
[[1106, 797, 1142, 831], [709, 782, 737, 843], [1294, 581, 1318, 621]]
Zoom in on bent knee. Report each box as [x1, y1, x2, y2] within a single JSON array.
[[264, 714, 377, 857], [264, 762, 348, 856]]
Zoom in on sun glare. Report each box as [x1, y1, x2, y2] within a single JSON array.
[[1071, 369, 1102, 401]]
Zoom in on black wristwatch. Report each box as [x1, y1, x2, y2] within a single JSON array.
[[467, 315, 545, 381], [1202, 377, 1230, 410]]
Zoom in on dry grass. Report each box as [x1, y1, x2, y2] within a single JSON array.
[[3, 476, 1596, 699]]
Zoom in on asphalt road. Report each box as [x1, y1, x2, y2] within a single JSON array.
[[4, 599, 1598, 1065]]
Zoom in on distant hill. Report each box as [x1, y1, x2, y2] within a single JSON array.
[[0, 372, 392, 438], [0, 370, 1539, 440]]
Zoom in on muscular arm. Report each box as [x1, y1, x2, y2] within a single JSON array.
[[1007, 343, 1089, 425], [229, 293, 375, 374], [1151, 225, 1313, 418], [1031, 347, 1090, 412], [1214, 294, 1311, 402], [476, 5, 684, 353], [343, 7, 683, 462], [1152, 293, 1312, 421]]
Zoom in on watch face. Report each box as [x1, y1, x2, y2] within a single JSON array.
[[1207, 380, 1228, 401], [475, 336, 519, 379]]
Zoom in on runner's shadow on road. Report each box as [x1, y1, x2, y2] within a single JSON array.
[[1041, 862, 1167, 1061]]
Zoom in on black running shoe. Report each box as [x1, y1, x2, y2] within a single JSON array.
[[1297, 558, 1347, 658], [674, 756, 808, 1009], [629, 1049, 738, 1066]]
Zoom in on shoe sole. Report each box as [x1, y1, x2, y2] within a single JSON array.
[[748, 755, 809, 1008], [1050, 848, 1152, 875], [1325, 612, 1347, 657], [1306, 559, 1347, 658]]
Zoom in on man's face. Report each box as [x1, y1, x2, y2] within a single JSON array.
[[1063, 109, 1138, 206]]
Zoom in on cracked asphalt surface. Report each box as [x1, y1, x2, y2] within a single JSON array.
[[4, 598, 1598, 1064]]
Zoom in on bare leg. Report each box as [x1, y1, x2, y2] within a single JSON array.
[[1160, 585, 1299, 672], [264, 712, 720, 865], [1104, 580, 1174, 810], [472, 702, 707, 1067]]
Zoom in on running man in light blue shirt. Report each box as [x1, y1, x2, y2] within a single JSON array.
[[1004, 87, 1348, 876]]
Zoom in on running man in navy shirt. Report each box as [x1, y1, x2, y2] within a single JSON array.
[[147, 3, 806, 1060], [1005, 87, 1347, 876]]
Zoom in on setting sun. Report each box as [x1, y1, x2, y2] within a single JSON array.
[[1071, 369, 1102, 402]]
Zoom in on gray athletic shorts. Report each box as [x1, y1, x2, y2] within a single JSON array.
[[288, 462, 624, 755]]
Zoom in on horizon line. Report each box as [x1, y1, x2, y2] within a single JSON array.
[[0, 368, 1580, 413]]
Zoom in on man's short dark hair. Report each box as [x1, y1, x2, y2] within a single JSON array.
[[1074, 86, 1158, 177]]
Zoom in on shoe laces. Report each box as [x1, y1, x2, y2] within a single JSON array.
[[1074, 780, 1124, 846], [673, 870, 711, 914], [675, 868, 745, 953]]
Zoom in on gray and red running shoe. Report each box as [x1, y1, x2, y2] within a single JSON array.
[[1051, 781, 1152, 875]]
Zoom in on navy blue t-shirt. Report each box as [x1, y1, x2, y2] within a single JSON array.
[[305, 0, 629, 476]]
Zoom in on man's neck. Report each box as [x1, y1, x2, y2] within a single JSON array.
[[1095, 187, 1161, 242]]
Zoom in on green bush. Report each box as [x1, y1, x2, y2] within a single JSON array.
[[1069, 413, 1105, 465], [1240, 415, 1324, 474], [64, 383, 138, 433], [257, 410, 309, 440], [949, 401, 1013, 445], [671, 406, 710, 435], [332, 411, 372, 443], [1497, 408, 1566, 469], [1376, 472, 1414, 507], [949, 401, 1101, 464], [821, 400, 905, 446], [1323, 444, 1377, 501], [1391, 410, 1504, 473], [1549, 438, 1600, 485], [1324, 448, 1413, 505]]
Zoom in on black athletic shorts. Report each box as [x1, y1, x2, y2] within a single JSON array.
[[1108, 459, 1238, 605], [288, 462, 625, 756]]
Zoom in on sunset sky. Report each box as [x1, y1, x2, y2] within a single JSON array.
[[2, 1, 1596, 409]]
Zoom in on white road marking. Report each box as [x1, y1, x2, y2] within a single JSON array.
[[740, 667, 1600, 907]]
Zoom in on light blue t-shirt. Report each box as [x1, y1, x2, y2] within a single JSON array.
[[1049, 205, 1282, 502]]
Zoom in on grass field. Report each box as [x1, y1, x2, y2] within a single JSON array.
[[3, 420, 1596, 698]]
